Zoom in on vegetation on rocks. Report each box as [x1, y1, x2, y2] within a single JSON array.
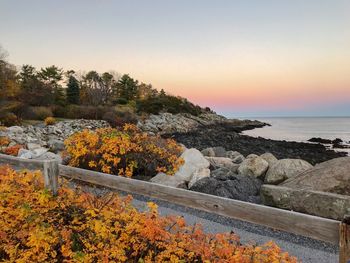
[[0, 46, 209, 126], [0, 165, 298, 262], [44, 117, 56, 126], [64, 124, 184, 177]]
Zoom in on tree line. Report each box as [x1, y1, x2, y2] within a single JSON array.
[[0, 46, 209, 126]]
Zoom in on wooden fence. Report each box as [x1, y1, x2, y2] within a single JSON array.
[[0, 153, 349, 263]]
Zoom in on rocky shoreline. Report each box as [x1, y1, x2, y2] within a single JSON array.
[[163, 123, 347, 165]]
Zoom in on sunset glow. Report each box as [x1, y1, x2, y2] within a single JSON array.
[[1, 0, 350, 116]]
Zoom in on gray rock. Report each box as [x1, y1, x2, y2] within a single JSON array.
[[190, 174, 262, 203], [206, 157, 239, 172], [265, 159, 313, 185], [7, 126, 23, 133], [48, 139, 65, 153], [226, 150, 241, 159], [34, 152, 63, 163], [261, 184, 350, 220], [232, 154, 245, 164], [32, 147, 49, 158], [238, 156, 269, 178], [201, 147, 216, 157], [150, 173, 187, 188], [211, 167, 236, 181], [281, 157, 350, 195], [212, 146, 226, 157], [260, 152, 278, 167], [188, 168, 210, 188], [27, 143, 41, 151]]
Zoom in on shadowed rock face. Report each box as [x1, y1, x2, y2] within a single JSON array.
[[281, 157, 350, 195]]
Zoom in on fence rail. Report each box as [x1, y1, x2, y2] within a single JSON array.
[[0, 153, 349, 263]]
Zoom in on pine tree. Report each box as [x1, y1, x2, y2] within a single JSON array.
[[66, 75, 80, 104]]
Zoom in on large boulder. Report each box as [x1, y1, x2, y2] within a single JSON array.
[[206, 157, 239, 172], [261, 185, 350, 220], [265, 159, 313, 184], [201, 147, 215, 157], [281, 157, 350, 195], [190, 173, 262, 203], [150, 148, 210, 188], [238, 156, 269, 178], [260, 153, 278, 167]]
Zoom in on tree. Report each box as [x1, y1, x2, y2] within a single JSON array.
[[80, 71, 115, 106], [116, 74, 139, 101], [19, 65, 53, 106], [39, 65, 65, 105], [0, 47, 21, 124], [66, 70, 80, 104], [138, 83, 158, 100]]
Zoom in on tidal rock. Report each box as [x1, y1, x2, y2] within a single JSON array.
[[206, 157, 239, 172], [260, 153, 278, 167], [188, 168, 210, 188], [238, 156, 269, 178], [265, 159, 313, 185], [281, 157, 350, 195], [150, 173, 187, 188]]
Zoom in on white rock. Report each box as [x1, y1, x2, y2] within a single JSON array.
[[188, 168, 210, 188], [32, 147, 49, 158], [246, 154, 259, 159], [175, 148, 210, 181], [18, 149, 33, 159], [238, 156, 269, 178], [150, 173, 186, 188], [226, 151, 241, 159]]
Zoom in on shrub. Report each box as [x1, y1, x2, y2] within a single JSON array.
[[44, 117, 56, 126], [0, 166, 298, 262], [64, 124, 184, 177], [0, 136, 10, 147], [0, 112, 20, 126], [1, 144, 23, 156], [26, 106, 53, 120], [137, 95, 203, 116], [114, 97, 128, 105], [102, 109, 138, 128]]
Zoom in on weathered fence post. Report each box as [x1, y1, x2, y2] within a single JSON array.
[[339, 215, 350, 263], [43, 159, 59, 196]]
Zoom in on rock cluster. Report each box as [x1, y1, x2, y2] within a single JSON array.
[[137, 112, 265, 135], [1, 120, 109, 162]]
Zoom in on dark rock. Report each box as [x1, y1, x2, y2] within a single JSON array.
[[212, 146, 226, 157], [190, 172, 263, 203], [308, 137, 333, 144], [164, 124, 347, 165]]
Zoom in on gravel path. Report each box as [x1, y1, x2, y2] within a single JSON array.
[[128, 193, 338, 263], [67, 181, 339, 263]]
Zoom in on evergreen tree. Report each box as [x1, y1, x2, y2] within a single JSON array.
[[116, 74, 139, 101], [66, 73, 80, 104]]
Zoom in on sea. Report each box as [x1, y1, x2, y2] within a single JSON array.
[[239, 117, 350, 155]]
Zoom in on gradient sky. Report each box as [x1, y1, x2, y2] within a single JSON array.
[[1, 0, 350, 117]]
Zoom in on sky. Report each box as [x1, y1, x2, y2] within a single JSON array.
[[1, 0, 350, 117]]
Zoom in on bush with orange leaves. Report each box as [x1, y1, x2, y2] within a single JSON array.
[[0, 136, 23, 156], [0, 165, 298, 262], [64, 124, 184, 177]]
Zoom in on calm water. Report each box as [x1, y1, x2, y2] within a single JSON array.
[[240, 117, 350, 154]]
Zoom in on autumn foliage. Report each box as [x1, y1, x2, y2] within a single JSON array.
[[64, 124, 184, 177], [45, 116, 57, 126], [0, 166, 298, 262], [0, 136, 23, 156]]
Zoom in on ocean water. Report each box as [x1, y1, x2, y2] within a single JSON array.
[[240, 117, 350, 154]]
